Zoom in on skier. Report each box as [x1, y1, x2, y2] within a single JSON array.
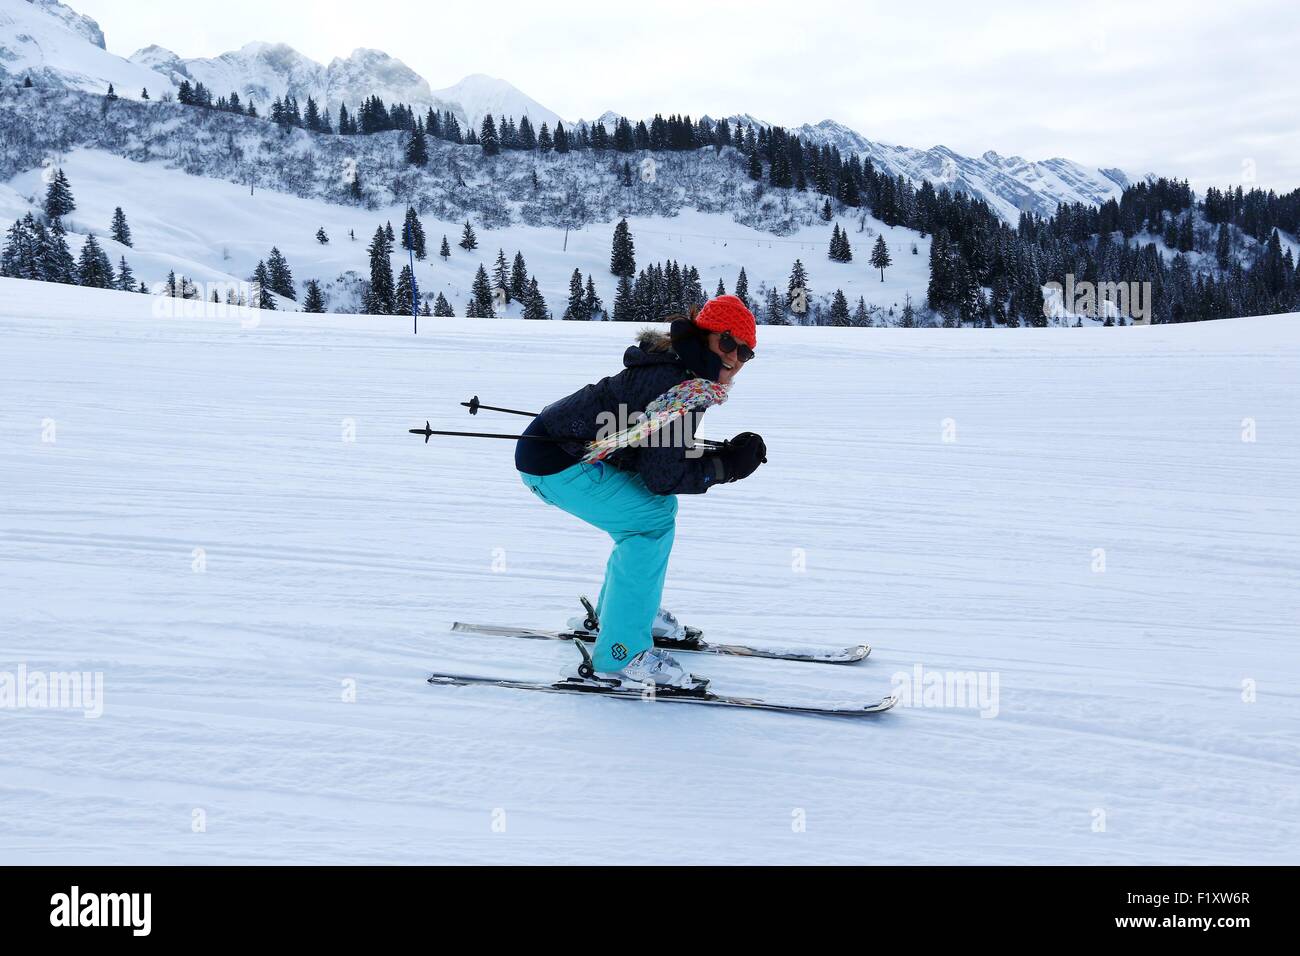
[[515, 295, 766, 689]]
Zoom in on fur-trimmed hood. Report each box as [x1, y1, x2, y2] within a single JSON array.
[[635, 327, 674, 352]]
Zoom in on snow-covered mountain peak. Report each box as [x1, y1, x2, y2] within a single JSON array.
[[22, 0, 102, 47], [1, 0, 171, 96], [430, 73, 565, 131]]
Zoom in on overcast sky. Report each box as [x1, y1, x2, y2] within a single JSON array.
[[72, 0, 1299, 192]]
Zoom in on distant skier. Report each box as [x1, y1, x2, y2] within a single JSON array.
[[515, 295, 765, 688]]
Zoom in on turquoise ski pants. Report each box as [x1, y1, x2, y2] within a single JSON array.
[[520, 461, 677, 671]]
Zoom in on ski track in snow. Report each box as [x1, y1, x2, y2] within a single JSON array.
[[1, 279, 1298, 864]]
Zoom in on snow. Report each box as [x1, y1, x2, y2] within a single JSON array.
[[2, 277, 1298, 864], [429, 73, 566, 133], [2, 148, 933, 317], [0, 0, 170, 98]]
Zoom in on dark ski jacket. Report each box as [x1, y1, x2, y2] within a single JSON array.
[[515, 326, 727, 495]]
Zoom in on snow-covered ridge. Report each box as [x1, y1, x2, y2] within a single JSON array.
[[0, 0, 166, 95], [22, 0, 100, 47], [129, 41, 474, 125], [789, 118, 1130, 221]]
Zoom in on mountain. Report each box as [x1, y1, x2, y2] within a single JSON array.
[[130, 41, 460, 121], [0, 0, 173, 96], [792, 119, 1129, 221], [428, 73, 565, 133]]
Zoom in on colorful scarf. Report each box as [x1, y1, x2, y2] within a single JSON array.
[[582, 377, 729, 464]]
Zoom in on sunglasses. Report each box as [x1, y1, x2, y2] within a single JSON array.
[[717, 331, 755, 363]]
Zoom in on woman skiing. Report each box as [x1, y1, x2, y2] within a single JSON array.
[[515, 295, 766, 689]]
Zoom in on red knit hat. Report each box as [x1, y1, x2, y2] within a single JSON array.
[[694, 295, 757, 349]]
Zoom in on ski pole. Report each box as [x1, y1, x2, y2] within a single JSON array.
[[411, 421, 765, 463], [408, 422, 577, 444], [461, 395, 535, 417], [460, 395, 730, 450]]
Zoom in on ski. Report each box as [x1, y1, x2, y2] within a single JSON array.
[[426, 672, 897, 717], [450, 621, 870, 664]]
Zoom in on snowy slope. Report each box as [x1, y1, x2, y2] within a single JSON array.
[[0, 0, 171, 97], [1, 279, 1297, 864], [129, 42, 462, 121], [1, 148, 933, 318]]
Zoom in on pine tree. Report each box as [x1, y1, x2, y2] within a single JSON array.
[[564, 268, 586, 319], [1215, 222, 1231, 269], [316, 227, 329, 244], [115, 256, 135, 291], [440, 235, 451, 260], [853, 296, 870, 327], [401, 208, 427, 260], [610, 218, 636, 277], [900, 293, 917, 328], [493, 249, 511, 303], [266, 247, 295, 300], [584, 275, 603, 320], [459, 221, 478, 252], [396, 264, 418, 315], [735, 268, 749, 306], [366, 226, 395, 314], [302, 280, 326, 313], [433, 292, 454, 317], [43, 218, 76, 283], [510, 251, 529, 301], [110, 207, 132, 246], [2, 217, 34, 280], [479, 115, 500, 155], [251, 261, 276, 309], [829, 289, 851, 326], [766, 286, 786, 326], [716, 278, 726, 297], [44, 170, 76, 220], [787, 259, 810, 318], [870, 234, 892, 281], [612, 275, 635, 321], [830, 224, 851, 261], [821, 198, 833, 221], [471, 264, 496, 317], [405, 125, 429, 166], [523, 277, 550, 320], [76, 235, 113, 288]]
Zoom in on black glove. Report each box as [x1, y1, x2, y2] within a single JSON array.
[[717, 432, 766, 483]]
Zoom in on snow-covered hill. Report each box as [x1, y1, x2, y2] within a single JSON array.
[[0, 0, 174, 97], [0, 147, 931, 319], [2, 278, 1297, 864]]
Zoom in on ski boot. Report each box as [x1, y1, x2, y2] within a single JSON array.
[[560, 639, 709, 694], [566, 596, 699, 645]]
